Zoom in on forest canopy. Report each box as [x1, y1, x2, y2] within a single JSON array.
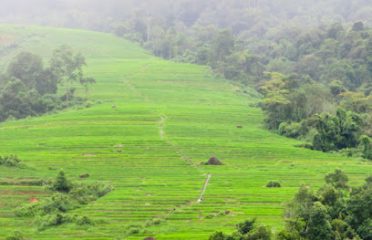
[[0, 46, 95, 121]]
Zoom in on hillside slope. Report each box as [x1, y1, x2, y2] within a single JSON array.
[[0, 25, 371, 240]]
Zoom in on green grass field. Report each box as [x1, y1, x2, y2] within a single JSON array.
[[0, 25, 371, 240]]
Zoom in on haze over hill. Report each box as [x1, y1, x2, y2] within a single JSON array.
[[0, 24, 370, 240], [0, 1, 371, 240]]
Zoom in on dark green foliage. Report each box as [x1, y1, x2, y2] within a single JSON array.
[[237, 219, 256, 235], [276, 229, 300, 240], [266, 181, 281, 188], [312, 109, 363, 152], [283, 171, 371, 240], [0, 155, 21, 167], [16, 171, 112, 230], [278, 122, 302, 138], [331, 219, 359, 240], [36, 213, 69, 230], [209, 232, 227, 240], [50, 170, 72, 193], [306, 202, 334, 240], [125, 224, 144, 235], [0, 48, 95, 122], [361, 136, 372, 160], [245, 226, 271, 240], [209, 218, 271, 240], [355, 219, 372, 240], [325, 169, 349, 189], [318, 185, 339, 206], [7, 52, 58, 95], [346, 179, 372, 239], [75, 215, 94, 226]]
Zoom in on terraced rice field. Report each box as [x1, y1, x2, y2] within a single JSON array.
[[0, 25, 371, 240]]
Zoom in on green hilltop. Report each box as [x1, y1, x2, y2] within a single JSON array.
[[0, 25, 370, 239]]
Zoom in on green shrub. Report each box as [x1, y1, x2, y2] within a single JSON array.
[[75, 216, 94, 226], [50, 170, 72, 193], [126, 224, 143, 235], [0, 155, 21, 167], [266, 181, 281, 188], [145, 218, 163, 227], [278, 122, 302, 138], [16, 193, 78, 217], [36, 213, 70, 230], [360, 135, 372, 160], [208, 218, 272, 240], [6, 231, 25, 240], [209, 232, 227, 240], [237, 219, 256, 235], [276, 229, 300, 240], [15, 170, 112, 230], [70, 182, 112, 204], [246, 225, 271, 240]]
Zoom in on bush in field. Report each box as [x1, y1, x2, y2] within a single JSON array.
[[278, 122, 302, 138], [266, 181, 281, 188], [126, 224, 144, 235], [75, 215, 94, 226], [50, 170, 72, 193], [0, 155, 21, 167], [209, 232, 228, 240], [70, 182, 113, 204], [15, 171, 112, 230], [6, 231, 25, 240], [360, 135, 372, 160], [36, 213, 69, 230], [209, 218, 271, 240]]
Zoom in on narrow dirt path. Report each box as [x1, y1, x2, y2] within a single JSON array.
[[197, 174, 212, 203]]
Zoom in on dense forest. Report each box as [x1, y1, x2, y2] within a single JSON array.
[[2, 0, 370, 158]]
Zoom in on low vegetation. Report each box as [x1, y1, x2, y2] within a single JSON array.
[[15, 171, 112, 230], [266, 181, 281, 188], [0, 155, 22, 167], [6, 231, 25, 240], [209, 219, 271, 240]]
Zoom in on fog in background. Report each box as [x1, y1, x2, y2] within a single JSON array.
[[1, 0, 371, 33]]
